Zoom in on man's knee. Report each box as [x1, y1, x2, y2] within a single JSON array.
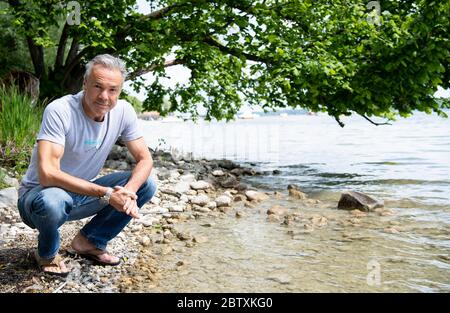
[[32, 188, 73, 223]]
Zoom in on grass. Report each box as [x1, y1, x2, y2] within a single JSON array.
[[0, 168, 9, 189], [0, 84, 43, 178]]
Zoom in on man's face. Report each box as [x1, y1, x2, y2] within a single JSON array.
[[82, 64, 123, 121]]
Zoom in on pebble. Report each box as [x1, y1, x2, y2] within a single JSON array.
[[190, 181, 210, 190], [140, 236, 151, 247]]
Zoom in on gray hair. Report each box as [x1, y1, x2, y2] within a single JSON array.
[[84, 54, 127, 82]]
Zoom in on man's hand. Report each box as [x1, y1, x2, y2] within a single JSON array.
[[109, 186, 140, 218]]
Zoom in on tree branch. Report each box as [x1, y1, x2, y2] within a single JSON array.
[[360, 114, 392, 126], [117, 1, 197, 39], [203, 36, 269, 64], [334, 115, 345, 128], [55, 22, 69, 70], [127, 59, 185, 81], [26, 36, 45, 78], [65, 35, 80, 67], [61, 46, 90, 85]]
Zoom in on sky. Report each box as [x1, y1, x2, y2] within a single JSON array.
[[124, 0, 450, 104]]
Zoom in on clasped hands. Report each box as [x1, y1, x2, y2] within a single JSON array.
[[109, 186, 140, 218]]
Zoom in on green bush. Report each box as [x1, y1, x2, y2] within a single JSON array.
[[0, 84, 43, 176], [0, 168, 8, 189]]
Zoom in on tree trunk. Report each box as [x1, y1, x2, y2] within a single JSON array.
[[26, 37, 45, 79], [41, 62, 84, 103]]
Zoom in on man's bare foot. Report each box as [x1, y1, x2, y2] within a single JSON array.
[[69, 232, 120, 266]]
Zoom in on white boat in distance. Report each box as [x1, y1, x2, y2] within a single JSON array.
[[238, 111, 259, 119]]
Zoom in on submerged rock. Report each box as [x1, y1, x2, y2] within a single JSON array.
[[287, 184, 307, 199], [267, 205, 288, 216], [337, 191, 384, 212]]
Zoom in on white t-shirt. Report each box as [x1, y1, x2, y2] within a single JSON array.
[[18, 91, 142, 197]]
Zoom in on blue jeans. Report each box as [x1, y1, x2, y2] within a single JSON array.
[[17, 171, 157, 259]]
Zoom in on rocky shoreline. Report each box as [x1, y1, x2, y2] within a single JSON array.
[[0, 144, 396, 293], [0, 145, 281, 293]]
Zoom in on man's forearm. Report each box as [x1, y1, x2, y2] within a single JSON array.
[[41, 169, 107, 197], [124, 159, 153, 194]]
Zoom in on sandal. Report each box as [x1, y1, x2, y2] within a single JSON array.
[[34, 249, 70, 277], [66, 247, 121, 266]]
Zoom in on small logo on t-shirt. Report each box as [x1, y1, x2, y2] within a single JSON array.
[[84, 139, 102, 148]]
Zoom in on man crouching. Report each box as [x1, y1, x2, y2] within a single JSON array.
[[17, 54, 156, 276]]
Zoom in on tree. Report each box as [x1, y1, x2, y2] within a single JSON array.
[[1, 0, 449, 125]]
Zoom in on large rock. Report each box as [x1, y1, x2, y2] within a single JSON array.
[[245, 190, 269, 202], [0, 187, 18, 208], [337, 191, 384, 212]]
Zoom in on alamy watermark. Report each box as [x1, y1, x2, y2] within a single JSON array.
[[54, 1, 80, 25], [366, 1, 381, 26], [61, 1, 381, 28], [66, 1, 80, 25], [148, 121, 280, 164]]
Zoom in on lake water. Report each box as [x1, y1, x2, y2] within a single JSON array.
[[139, 112, 450, 292]]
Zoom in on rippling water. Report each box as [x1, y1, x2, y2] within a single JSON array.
[[139, 112, 450, 292]]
